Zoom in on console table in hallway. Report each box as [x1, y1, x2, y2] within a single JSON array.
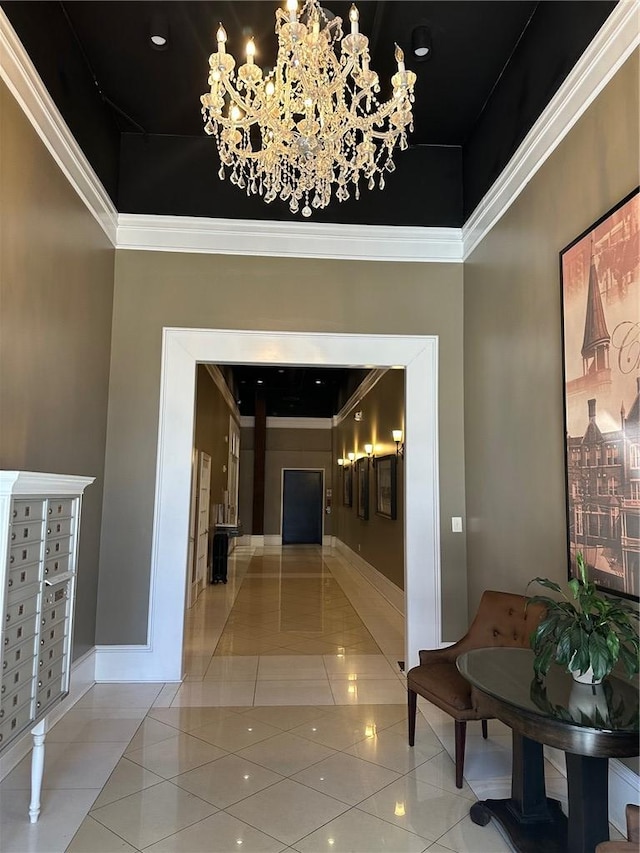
[[457, 647, 639, 853]]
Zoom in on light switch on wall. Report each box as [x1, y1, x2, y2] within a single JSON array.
[[451, 516, 463, 533]]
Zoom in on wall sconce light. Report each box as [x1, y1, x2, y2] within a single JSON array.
[[364, 443, 374, 465], [392, 429, 404, 457], [337, 458, 344, 466], [347, 452, 356, 465]]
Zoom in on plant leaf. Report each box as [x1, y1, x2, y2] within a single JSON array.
[[619, 644, 640, 678], [556, 626, 574, 665], [588, 633, 611, 681], [533, 643, 554, 678], [567, 578, 580, 600], [569, 631, 590, 675], [529, 577, 563, 595], [606, 631, 620, 662]]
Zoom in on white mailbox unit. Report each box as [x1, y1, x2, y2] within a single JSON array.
[[0, 471, 94, 821]]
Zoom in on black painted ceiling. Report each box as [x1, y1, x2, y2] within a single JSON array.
[[5, 1, 615, 416], [227, 366, 370, 418], [3, 1, 616, 227]]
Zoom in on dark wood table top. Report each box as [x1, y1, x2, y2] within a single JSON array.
[[457, 648, 639, 758]]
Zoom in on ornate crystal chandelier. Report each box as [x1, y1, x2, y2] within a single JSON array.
[[201, 0, 416, 217]]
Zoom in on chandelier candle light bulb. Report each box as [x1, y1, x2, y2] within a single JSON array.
[[217, 24, 226, 55], [201, 0, 416, 216], [349, 5, 359, 35]]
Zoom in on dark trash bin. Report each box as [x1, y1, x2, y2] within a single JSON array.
[[209, 531, 228, 584]]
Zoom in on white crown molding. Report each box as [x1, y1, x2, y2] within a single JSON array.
[[333, 369, 388, 425], [204, 364, 241, 421], [3, 3, 636, 264], [0, 471, 95, 496], [462, 2, 640, 259], [116, 214, 463, 263], [239, 416, 332, 429], [0, 9, 118, 246]]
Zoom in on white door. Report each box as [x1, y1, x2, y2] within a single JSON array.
[[227, 417, 240, 525], [186, 448, 199, 609], [193, 452, 211, 605]]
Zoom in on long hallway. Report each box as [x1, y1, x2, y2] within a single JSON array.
[[1, 546, 569, 852]]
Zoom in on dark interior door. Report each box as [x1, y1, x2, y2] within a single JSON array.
[[282, 470, 323, 545]]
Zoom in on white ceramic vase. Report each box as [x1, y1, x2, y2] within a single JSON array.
[[571, 666, 602, 685], [569, 652, 604, 685]]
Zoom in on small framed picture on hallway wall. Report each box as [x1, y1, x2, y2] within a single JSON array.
[[560, 186, 639, 601], [343, 464, 353, 507], [375, 454, 397, 520], [356, 458, 369, 520]]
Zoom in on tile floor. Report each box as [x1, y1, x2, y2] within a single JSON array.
[[0, 545, 574, 852]]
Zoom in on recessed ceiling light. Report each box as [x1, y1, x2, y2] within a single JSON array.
[[257, 379, 264, 384], [411, 25, 432, 61], [149, 12, 169, 51]]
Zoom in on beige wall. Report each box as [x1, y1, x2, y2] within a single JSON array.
[[0, 81, 115, 659], [98, 252, 466, 643], [333, 371, 408, 590], [238, 425, 333, 536], [194, 366, 238, 512], [464, 52, 639, 615], [264, 427, 332, 537]]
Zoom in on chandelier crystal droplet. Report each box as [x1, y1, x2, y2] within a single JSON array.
[[200, 0, 417, 216]]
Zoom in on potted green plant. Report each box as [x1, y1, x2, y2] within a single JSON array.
[[527, 552, 640, 683]]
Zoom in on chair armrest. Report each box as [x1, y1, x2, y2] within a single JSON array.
[[627, 804, 639, 844], [418, 632, 478, 665]]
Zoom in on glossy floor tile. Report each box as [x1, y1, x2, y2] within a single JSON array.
[[0, 546, 584, 852]]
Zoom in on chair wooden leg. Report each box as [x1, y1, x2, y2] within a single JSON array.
[[408, 688, 417, 746], [481, 719, 488, 739], [454, 720, 466, 788]]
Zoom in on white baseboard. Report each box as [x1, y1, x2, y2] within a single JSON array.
[[237, 535, 333, 547], [237, 535, 263, 546], [94, 643, 183, 682], [0, 647, 96, 781], [608, 759, 640, 833], [544, 747, 639, 837], [333, 539, 404, 615]]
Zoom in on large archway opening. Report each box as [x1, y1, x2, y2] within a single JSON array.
[[98, 329, 441, 681]]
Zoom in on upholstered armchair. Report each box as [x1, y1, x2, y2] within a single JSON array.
[[407, 590, 546, 788], [595, 805, 639, 852]]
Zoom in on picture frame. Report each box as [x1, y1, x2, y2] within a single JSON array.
[[356, 458, 369, 520], [375, 454, 397, 520], [342, 464, 352, 507], [560, 187, 639, 601]]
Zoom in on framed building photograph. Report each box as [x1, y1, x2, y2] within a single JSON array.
[[343, 464, 353, 507], [375, 454, 397, 520], [356, 458, 369, 520], [560, 187, 639, 600]]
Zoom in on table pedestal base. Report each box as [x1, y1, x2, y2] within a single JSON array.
[[470, 732, 612, 853], [470, 797, 567, 853]]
